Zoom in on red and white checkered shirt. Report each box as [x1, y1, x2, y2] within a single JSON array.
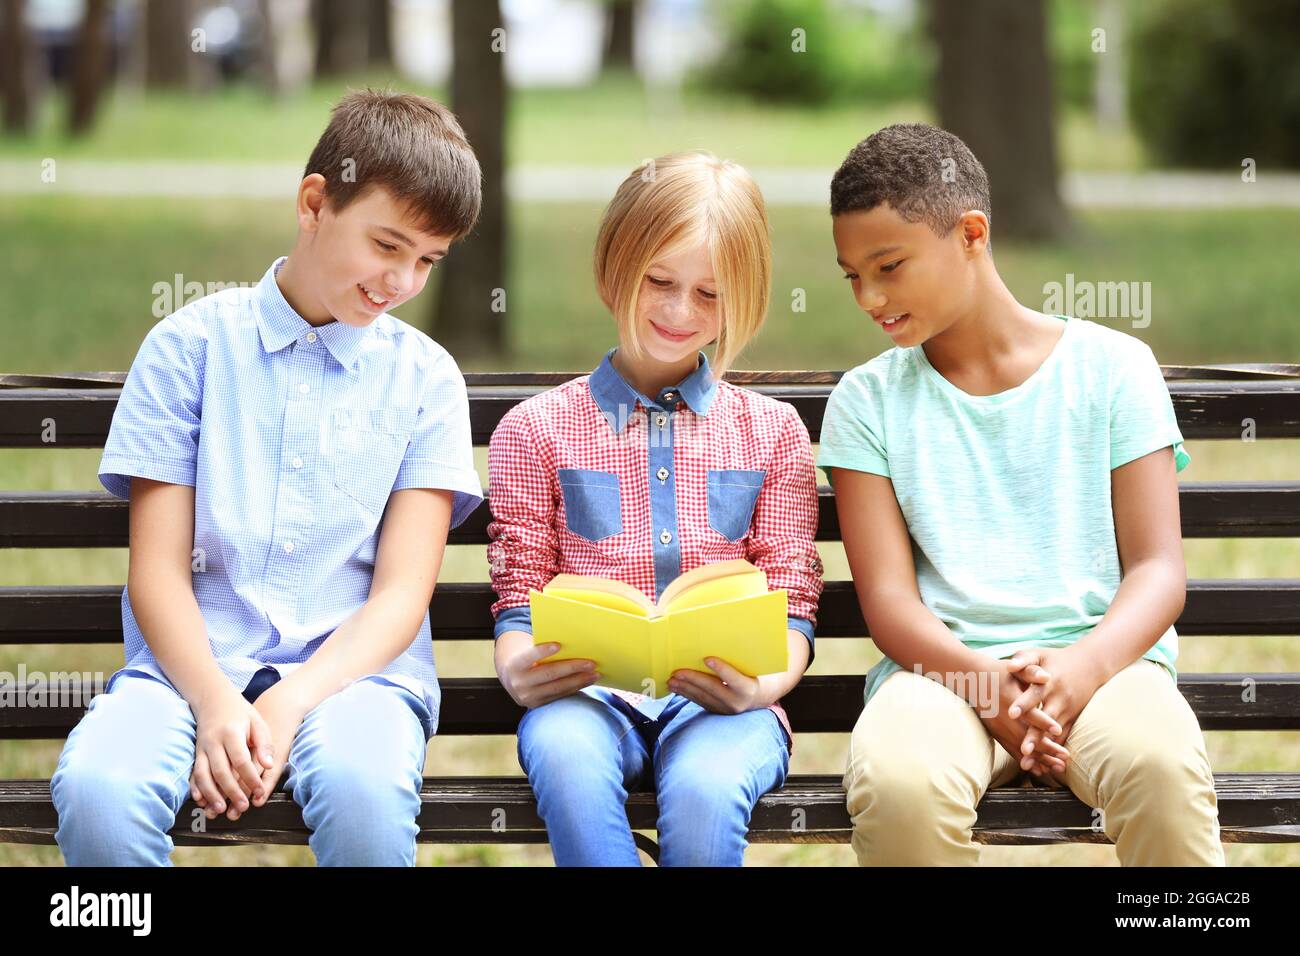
[[486, 347, 824, 752]]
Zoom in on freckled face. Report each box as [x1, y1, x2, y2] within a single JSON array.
[[632, 242, 721, 363]]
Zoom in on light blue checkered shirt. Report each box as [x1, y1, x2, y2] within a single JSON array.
[[98, 257, 484, 736]]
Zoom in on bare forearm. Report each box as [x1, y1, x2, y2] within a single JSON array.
[[867, 590, 997, 706], [277, 589, 431, 712], [1071, 559, 1185, 687], [494, 629, 534, 677], [755, 630, 811, 707], [127, 566, 230, 712]]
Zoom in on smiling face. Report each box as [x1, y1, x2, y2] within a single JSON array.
[[297, 177, 455, 326], [630, 241, 721, 367], [832, 202, 987, 347]]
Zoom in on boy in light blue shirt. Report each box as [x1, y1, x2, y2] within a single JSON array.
[[51, 90, 485, 866], [819, 123, 1223, 865]]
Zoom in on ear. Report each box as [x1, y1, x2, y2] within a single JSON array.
[[297, 174, 328, 234], [957, 210, 990, 258]]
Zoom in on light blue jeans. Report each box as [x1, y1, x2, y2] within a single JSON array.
[[51, 672, 431, 866], [517, 688, 791, 866]]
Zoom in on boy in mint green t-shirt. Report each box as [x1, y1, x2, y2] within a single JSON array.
[[819, 123, 1223, 866]]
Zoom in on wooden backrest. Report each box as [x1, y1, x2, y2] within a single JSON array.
[[2, 368, 1299, 740]]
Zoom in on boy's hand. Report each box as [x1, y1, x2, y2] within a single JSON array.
[[497, 635, 600, 708], [190, 685, 275, 822], [979, 659, 1070, 777], [668, 658, 763, 715], [247, 682, 310, 813], [1006, 647, 1105, 773]]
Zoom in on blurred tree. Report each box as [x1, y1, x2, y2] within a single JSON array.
[[930, 0, 1068, 239], [69, 0, 109, 134], [2, 0, 33, 133], [603, 0, 637, 73], [1093, 0, 1126, 129], [312, 0, 368, 77], [431, 0, 506, 359], [368, 0, 392, 68], [1129, 0, 1300, 168], [258, 0, 286, 96], [146, 0, 197, 89]]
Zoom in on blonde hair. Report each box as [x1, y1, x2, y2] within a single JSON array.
[[593, 151, 771, 382]]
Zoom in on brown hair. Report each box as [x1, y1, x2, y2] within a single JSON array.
[[304, 88, 482, 240]]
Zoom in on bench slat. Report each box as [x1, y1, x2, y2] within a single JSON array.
[[2, 579, 1297, 644], [0, 772, 1294, 846], [4, 481, 1298, 547], [2, 380, 1298, 447], [2, 673, 1297, 738]]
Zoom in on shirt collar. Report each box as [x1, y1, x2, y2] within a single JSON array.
[[255, 256, 369, 371], [588, 346, 718, 434]]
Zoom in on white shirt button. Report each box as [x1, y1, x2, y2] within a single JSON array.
[[298, 383, 309, 395], [654, 413, 668, 428], [283, 541, 295, 554], [292, 456, 303, 469], [663, 392, 675, 403], [659, 529, 672, 545], [306, 332, 318, 344], [656, 466, 669, 481]]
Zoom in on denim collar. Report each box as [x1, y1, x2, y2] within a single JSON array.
[[255, 256, 369, 371], [588, 346, 717, 434]]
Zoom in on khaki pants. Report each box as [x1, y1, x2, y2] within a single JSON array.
[[843, 659, 1225, 865]]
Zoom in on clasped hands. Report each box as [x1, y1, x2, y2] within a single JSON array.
[[985, 646, 1103, 783]]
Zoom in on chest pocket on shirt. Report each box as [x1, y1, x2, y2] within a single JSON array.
[[707, 469, 766, 542], [331, 407, 415, 517], [558, 468, 623, 542]]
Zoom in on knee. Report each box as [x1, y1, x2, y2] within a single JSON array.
[[292, 686, 427, 810], [52, 753, 177, 824], [1098, 737, 1215, 805], [518, 695, 618, 779], [846, 746, 972, 829], [659, 746, 777, 820]]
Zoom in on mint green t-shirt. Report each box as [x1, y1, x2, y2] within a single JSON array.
[[816, 316, 1190, 705]]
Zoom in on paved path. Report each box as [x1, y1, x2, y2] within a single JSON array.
[[2, 160, 1298, 207]]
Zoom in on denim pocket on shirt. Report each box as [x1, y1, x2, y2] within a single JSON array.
[[557, 468, 623, 542], [332, 407, 415, 517], [706, 468, 765, 542]]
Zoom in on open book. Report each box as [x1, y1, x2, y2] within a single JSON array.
[[528, 559, 788, 696]]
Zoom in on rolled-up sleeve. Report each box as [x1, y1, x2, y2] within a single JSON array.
[[98, 314, 205, 499], [393, 349, 485, 529], [747, 404, 824, 661], [486, 405, 560, 638]]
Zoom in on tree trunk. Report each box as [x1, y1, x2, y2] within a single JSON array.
[[431, 0, 507, 359], [68, 0, 109, 135], [146, 0, 196, 90], [1093, 0, 1126, 130], [929, 0, 1068, 239], [313, 0, 369, 78], [2, 0, 33, 133], [368, 0, 392, 67], [603, 0, 637, 73]]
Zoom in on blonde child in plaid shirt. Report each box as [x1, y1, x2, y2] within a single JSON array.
[[486, 153, 824, 866]]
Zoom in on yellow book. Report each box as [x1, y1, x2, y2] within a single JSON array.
[[528, 559, 788, 696]]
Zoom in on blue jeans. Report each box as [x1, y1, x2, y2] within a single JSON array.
[[51, 672, 431, 866], [517, 689, 791, 866]]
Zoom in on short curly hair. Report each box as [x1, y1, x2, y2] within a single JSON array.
[[829, 123, 990, 236]]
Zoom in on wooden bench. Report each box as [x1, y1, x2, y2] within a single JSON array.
[[2, 365, 1299, 858]]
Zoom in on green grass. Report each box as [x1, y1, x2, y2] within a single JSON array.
[[1, 196, 1298, 375], [0, 74, 1148, 171]]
